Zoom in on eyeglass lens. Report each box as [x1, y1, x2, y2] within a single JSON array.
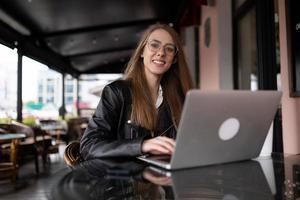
[[148, 40, 177, 55]]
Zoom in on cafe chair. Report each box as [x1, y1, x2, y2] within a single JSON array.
[[63, 140, 81, 167], [0, 121, 52, 174], [66, 117, 89, 142], [0, 129, 22, 182], [39, 119, 68, 144]]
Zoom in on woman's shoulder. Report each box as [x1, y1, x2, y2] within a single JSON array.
[[104, 79, 132, 100], [106, 79, 131, 92]]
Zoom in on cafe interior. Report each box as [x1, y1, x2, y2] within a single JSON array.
[[1, 0, 300, 199]]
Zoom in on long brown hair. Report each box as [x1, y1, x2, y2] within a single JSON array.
[[124, 24, 194, 131]]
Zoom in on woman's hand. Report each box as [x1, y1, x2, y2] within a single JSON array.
[[141, 136, 176, 155]]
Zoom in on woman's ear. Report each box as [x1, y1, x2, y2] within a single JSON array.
[[141, 54, 144, 58]]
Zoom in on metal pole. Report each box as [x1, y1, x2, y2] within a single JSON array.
[[60, 73, 66, 120], [76, 77, 80, 117], [17, 50, 22, 122]]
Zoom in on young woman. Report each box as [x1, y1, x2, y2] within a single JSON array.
[[80, 24, 194, 160]]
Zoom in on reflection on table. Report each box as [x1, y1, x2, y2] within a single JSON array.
[[51, 154, 300, 200], [0, 133, 26, 182]]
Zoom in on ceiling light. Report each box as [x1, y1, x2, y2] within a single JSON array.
[[114, 36, 119, 42], [0, 8, 31, 35]]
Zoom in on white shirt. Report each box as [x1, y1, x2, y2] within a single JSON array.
[[155, 85, 163, 109]]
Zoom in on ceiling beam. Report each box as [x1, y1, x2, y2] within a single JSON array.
[[0, 20, 20, 48], [20, 40, 79, 77], [0, 20, 79, 77], [43, 19, 160, 38], [67, 46, 135, 58], [82, 61, 127, 74]]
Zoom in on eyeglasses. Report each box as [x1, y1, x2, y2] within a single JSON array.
[[147, 40, 178, 56]]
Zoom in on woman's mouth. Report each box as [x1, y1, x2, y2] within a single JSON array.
[[152, 59, 166, 65]]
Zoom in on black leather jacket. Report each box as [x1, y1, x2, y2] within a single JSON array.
[[80, 80, 176, 160]]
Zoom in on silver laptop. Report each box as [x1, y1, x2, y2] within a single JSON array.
[[137, 90, 282, 170]]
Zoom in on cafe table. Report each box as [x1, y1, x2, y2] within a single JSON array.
[[0, 133, 26, 181], [49, 154, 300, 200]]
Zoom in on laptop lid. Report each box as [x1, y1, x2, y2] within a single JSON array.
[[138, 90, 282, 170]]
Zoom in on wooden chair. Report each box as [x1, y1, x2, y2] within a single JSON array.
[[63, 141, 81, 167], [0, 133, 24, 182], [0, 122, 52, 174], [66, 117, 89, 142], [39, 119, 68, 144]]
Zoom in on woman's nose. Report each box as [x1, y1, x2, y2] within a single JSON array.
[[156, 47, 165, 56]]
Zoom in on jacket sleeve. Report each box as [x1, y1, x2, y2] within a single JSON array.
[[80, 84, 144, 160]]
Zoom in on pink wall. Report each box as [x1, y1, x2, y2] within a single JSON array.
[[278, 0, 300, 154], [199, 5, 219, 90]]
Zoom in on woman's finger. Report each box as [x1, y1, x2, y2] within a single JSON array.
[[156, 136, 176, 147], [142, 137, 176, 155], [153, 138, 175, 153], [142, 140, 172, 154]]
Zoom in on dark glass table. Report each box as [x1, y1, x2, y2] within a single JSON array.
[[50, 154, 300, 199]]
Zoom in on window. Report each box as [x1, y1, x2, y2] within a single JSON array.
[[233, 0, 282, 153], [66, 96, 73, 104], [233, 0, 277, 90], [38, 83, 43, 93], [22, 57, 61, 119], [78, 74, 122, 117], [47, 96, 54, 103], [47, 84, 54, 93], [236, 6, 257, 90], [66, 84, 73, 93], [0, 44, 18, 120]]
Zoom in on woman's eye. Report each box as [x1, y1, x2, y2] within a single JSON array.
[[165, 46, 175, 53], [150, 43, 160, 49]]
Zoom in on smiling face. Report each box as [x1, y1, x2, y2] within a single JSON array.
[[141, 29, 176, 79]]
